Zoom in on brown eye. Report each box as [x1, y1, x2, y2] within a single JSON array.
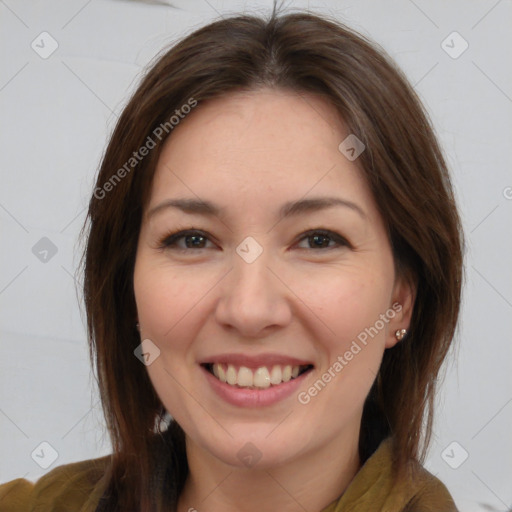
[[296, 229, 351, 250], [159, 230, 214, 250], [157, 228, 350, 253]]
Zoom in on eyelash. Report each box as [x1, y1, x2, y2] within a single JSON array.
[[157, 228, 352, 253]]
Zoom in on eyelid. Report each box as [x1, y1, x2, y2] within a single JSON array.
[[157, 229, 217, 251], [294, 229, 352, 250], [157, 227, 352, 252]]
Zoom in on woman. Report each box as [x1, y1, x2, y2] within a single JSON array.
[[0, 7, 464, 512]]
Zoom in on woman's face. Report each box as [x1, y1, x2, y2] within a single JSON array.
[[133, 88, 413, 469]]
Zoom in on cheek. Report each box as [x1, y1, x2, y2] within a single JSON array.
[[133, 258, 205, 421], [296, 272, 391, 418], [300, 266, 392, 350], [134, 259, 208, 343]]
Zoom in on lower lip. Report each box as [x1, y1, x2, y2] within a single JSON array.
[[202, 366, 311, 408]]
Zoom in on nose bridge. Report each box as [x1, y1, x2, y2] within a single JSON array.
[[214, 236, 291, 335], [231, 236, 276, 303]]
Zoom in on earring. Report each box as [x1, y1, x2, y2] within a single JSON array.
[[395, 328, 407, 341], [136, 322, 140, 331]]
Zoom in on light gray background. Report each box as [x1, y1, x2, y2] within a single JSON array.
[[1, 1, 511, 510]]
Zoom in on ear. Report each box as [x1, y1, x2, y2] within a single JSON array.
[[385, 273, 416, 349]]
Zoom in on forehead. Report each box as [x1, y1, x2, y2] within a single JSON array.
[[159, 88, 347, 169], [147, 88, 376, 221]]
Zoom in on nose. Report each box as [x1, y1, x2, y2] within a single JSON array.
[[214, 243, 292, 339]]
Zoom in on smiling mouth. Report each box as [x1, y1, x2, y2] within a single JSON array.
[[202, 363, 314, 389]]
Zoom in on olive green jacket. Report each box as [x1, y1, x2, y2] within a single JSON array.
[[0, 438, 457, 511]]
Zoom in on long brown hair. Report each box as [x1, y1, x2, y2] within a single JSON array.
[[80, 6, 464, 511]]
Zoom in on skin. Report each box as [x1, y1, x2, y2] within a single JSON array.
[[133, 88, 414, 512]]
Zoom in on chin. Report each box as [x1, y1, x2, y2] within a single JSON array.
[[190, 423, 315, 470]]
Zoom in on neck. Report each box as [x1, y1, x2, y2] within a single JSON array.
[[177, 429, 361, 512]]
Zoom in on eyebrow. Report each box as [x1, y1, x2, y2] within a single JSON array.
[[147, 196, 366, 221]]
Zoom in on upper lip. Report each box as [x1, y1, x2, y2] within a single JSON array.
[[199, 353, 314, 369]]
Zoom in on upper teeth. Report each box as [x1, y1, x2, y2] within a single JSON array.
[[211, 364, 302, 388]]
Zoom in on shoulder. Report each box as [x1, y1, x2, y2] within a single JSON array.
[[0, 455, 111, 512], [400, 462, 458, 512], [379, 438, 459, 512], [323, 437, 458, 512]]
